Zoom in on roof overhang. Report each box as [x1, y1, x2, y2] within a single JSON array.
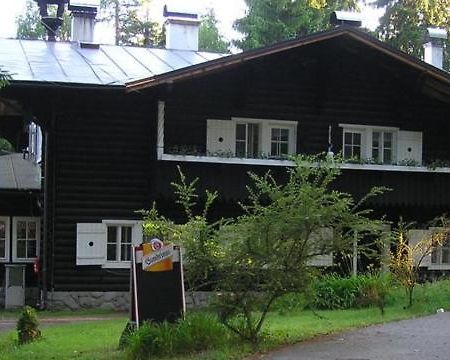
[[125, 27, 450, 97]]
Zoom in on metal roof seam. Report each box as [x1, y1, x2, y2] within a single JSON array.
[[144, 48, 176, 71], [99, 46, 129, 78], [18, 40, 36, 79], [121, 47, 155, 76], [72, 45, 104, 84]]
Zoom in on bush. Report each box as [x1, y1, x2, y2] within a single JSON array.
[[126, 312, 229, 359], [17, 306, 41, 345], [312, 273, 391, 311]]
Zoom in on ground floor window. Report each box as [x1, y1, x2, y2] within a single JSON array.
[[431, 233, 450, 265], [0, 217, 10, 261], [107, 225, 133, 262], [12, 217, 40, 262]]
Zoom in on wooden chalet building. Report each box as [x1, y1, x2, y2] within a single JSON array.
[[0, 5, 449, 309]]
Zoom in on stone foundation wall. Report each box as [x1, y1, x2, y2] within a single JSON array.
[[46, 291, 213, 311]]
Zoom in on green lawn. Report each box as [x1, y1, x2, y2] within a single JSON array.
[[0, 280, 449, 359]]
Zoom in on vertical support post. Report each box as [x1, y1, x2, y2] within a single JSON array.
[[352, 231, 358, 276], [157, 101, 165, 160], [132, 246, 139, 329]]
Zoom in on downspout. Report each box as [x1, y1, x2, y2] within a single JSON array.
[[41, 128, 49, 308]]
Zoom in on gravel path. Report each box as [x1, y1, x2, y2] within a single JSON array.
[[258, 312, 450, 360]]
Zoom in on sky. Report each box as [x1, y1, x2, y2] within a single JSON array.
[[0, 0, 384, 44]]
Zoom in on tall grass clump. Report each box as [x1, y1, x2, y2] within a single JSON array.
[[312, 273, 391, 312], [126, 312, 229, 359], [17, 306, 41, 345]]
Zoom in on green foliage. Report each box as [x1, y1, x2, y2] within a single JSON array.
[[0, 138, 14, 152], [140, 166, 223, 299], [371, 0, 450, 71], [16, 0, 71, 41], [233, 0, 358, 50], [310, 273, 391, 314], [199, 9, 230, 53], [0, 67, 12, 89], [17, 306, 41, 345], [99, 0, 164, 46], [211, 154, 387, 343], [126, 312, 229, 358]]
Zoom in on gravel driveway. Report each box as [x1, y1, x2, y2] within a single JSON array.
[[258, 312, 450, 360]]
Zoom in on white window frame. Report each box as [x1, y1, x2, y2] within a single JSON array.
[[232, 117, 297, 158], [430, 228, 450, 269], [342, 129, 363, 160], [102, 220, 142, 269], [340, 124, 398, 164], [0, 217, 10, 262], [12, 217, 40, 263]]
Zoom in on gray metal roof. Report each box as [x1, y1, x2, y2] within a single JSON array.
[[0, 38, 226, 87], [0, 153, 41, 190]]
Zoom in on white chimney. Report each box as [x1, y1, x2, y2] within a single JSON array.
[[69, 0, 100, 43], [163, 4, 201, 52], [424, 27, 447, 70]]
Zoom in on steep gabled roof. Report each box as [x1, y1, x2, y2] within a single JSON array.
[[0, 153, 41, 190], [0, 38, 225, 88], [125, 26, 450, 99]]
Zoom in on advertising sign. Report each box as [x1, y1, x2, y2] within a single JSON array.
[[141, 239, 173, 272]]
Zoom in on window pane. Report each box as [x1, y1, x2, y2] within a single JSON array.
[[280, 142, 289, 155], [107, 227, 117, 243], [271, 128, 279, 141], [27, 240, 36, 258], [236, 141, 245, 157], [0, 242, 4, 258], [236, 124, 246, 141], [247, 124, 259, 158], [280, 129, 289, 142], [107, 244, 116, 261], [271, 142, 278, 156], [442, 248, 450, 264], [28, 221, 37, 239], [384, 149, 392, 164], [384, 132, 393, 147], [344, 145, 353, 159], [353, 145, 361, 159], [431, 248, 437, 263], [372, 132, 380, 147], [122, 226, 132, 244], [17, 221, 26, 239], [0, 222, 5, 239], [121, 244, 131, 261], [353, 133, 361, 146], [344, 132, 352, 144], [17, 240, 26, 258]]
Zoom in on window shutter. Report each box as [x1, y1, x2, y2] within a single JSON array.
[[206, 119, 235, 155], [132, 221, 143, 246], [76, 223, 107, 265], [408, 229, 432, 267], [397, 131, 423, 164]]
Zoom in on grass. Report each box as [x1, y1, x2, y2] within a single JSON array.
[[0, 280, 448, 359], [0, 308, 126, 320]]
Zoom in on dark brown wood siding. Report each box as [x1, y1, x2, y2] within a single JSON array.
[[48, 90, 156, 291]]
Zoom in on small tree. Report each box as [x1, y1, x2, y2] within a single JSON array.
[[211, 155, 387, 343], [141, 167, 224, 305], [390, 218, 449, 308], [0, 67, 12, 89], [17, 306, 41, 344]]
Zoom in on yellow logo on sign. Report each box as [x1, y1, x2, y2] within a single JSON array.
[[142, 239, 173, 272]]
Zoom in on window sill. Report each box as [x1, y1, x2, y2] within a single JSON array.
[[427, 265, 450, 271], [102, 261, 131, 269], [11, 258, 35, 263], [159, 154, 450, 173]]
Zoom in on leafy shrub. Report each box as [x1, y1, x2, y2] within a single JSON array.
[[356, 273, 391, 315], [17, 306, 41, 345], [312, 273, 391, 311], [272, 292, 309, 314], [126, 312, 229, 359]]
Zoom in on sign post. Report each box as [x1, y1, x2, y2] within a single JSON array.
[[130, 239, 185, 326]]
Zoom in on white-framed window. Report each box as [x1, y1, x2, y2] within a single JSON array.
[[431, 231, 450, 266], [207, 118, 297, 159], [372, 131, 394, 164], [76, 219, 143, 268], [340, 124, 399, 164], [343, 130, 363, 160], [0, 217, 10, 262], [12, 217, 40, 262]]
